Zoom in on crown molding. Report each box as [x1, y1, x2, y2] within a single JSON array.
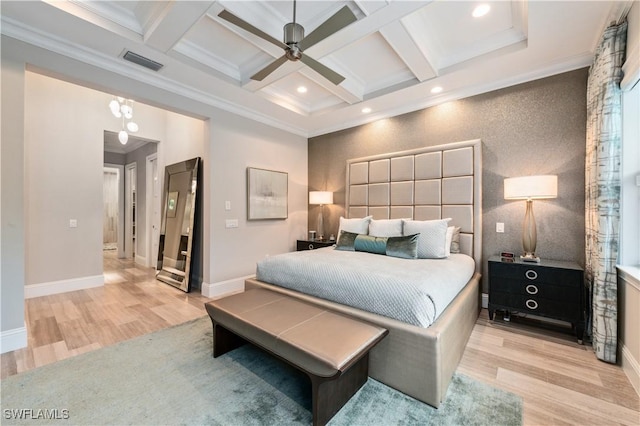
[[1, 17, 310, 137], [307, 52, 593, 137]]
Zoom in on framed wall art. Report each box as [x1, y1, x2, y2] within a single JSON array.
[[247, 167, 288, 220]]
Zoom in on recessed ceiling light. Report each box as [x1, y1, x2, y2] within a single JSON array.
[[431, 86, 443, 94], [297, 86, 307, 93], [362, 107, 372, 114], [472, 4, 490, 18]]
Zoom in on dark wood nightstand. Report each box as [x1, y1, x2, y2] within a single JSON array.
[[488, 256, 585, 343], [296, 239, 335, 251]]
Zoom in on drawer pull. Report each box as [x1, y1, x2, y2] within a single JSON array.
[[525, 270, 538, 280], [525, 299, 538, 310], [526, 284, 539, 295], [308, 244, 314, 250]]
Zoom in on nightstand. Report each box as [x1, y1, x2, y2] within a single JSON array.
[[488, 256, 585, 342], [296, 239, 335, 251]]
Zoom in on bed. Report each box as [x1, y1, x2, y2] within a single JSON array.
[[246, 139, 482, 408]]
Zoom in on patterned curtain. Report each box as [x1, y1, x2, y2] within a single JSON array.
[[585, 21, 627, 364]]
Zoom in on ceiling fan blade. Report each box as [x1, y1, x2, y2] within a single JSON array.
[[300, 55, 345, 85], [218, 10, 287, 50], [298, 6, 357, 52], [251, 55, 289, 81]]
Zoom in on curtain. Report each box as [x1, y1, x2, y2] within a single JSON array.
[[585, 21, 627, 364]]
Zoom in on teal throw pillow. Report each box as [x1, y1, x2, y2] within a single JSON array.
[[335, 231, 418, 259]]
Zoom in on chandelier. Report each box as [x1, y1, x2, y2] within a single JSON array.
[[108, 97, 139, 144]]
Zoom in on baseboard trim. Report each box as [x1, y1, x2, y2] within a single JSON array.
[[621, 341, 640, 397], [135, 254, 147, 267], [201, 275, 252, 299], [25, 274, 104, 299], [481, 292, 488, 309], [1, 323, 27, 354]]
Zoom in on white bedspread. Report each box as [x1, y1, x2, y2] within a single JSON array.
[[256, 248, 475, 327]]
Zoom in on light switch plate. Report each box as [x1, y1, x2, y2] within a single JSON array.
[[225, 219, 238, 228], [496, 222, 504, 233], [225, 201, 231, 210], [69, 219, 78, 228]]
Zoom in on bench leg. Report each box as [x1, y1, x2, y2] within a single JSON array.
[[212, 321, 246, 358], [309, 353, 369, 426]]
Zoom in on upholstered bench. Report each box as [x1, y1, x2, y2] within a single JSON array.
[[205, 288, 388, 426]]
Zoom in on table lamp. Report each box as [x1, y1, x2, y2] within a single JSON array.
[[309, 191, 333, 240], [504, 175, 558, 263]]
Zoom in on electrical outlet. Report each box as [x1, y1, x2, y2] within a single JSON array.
[[496, 222, 504, 233], [225, 219, 238, 228]]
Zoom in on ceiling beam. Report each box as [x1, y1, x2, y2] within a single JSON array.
[[378, 21, 437, 82], [144, 1, 215, 52]]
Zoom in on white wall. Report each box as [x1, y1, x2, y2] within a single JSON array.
[[23, 72, 205, 296], [205, 109, 308, 297], [0, 52, 27, 352], [1, 35, 307, 351]]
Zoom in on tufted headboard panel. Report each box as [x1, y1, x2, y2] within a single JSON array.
[[345, 139, 482, 272]]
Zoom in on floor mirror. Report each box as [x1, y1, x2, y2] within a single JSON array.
[[156, 157, 200, 292]]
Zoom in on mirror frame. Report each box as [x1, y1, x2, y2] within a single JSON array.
[[156, 157, 200, 292]]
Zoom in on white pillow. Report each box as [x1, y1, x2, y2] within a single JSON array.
[[402, 218, 451, 259], [445, 226, 461, 256], [337, 216, 372, 243], [369, 219, 403, 237]]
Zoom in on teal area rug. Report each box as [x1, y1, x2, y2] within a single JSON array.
[[1, 317, 522, 425]]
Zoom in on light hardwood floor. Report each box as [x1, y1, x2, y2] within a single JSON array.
[[2, 254, 639, 425], [1, 251, 209, 378]]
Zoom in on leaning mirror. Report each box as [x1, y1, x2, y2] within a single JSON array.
[[156, 157, 200, 292]]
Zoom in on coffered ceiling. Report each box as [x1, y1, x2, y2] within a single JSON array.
[[0, 1, 627, 137]]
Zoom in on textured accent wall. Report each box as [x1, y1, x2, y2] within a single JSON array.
[[309, 69, 588, 292]]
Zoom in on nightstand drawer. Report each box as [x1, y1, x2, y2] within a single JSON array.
[[489, 262, 581, 288], [488, 256, 585, 342], [297, 240, 335, 251], [491, 291, 580, 320], [490, 279, 579, 300]]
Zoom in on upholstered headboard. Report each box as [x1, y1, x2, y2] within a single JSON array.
[[345, 139, 482, 272]]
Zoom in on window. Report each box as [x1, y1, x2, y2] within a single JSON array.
[[620, 80, 639, 270]]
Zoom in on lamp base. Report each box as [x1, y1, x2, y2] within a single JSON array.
[[520, 254, 541, 263]]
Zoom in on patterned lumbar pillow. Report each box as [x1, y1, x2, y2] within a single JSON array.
[[335, 231, 418, 259]]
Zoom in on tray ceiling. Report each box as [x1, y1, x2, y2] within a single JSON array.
[[0, 1, 627, 136]]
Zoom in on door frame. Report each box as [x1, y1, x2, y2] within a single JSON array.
[[146, 153, 159, 268], [124, 162, 137, 260]]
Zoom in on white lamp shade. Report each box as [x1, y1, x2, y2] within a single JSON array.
[[504, 175, 558, 200], [309, 191, 333, 205]]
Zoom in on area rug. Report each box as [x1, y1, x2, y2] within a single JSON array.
[[1, 317, 522, 425]]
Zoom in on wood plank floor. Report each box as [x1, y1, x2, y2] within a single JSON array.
[[2, 254, 639, 425], [1, 251, 209, 378], [458, 312, 640, 425]]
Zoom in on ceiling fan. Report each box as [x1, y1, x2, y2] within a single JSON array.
[[218, 1, 357, 85]]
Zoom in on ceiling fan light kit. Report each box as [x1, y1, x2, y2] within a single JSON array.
[[219, 0, 356, 85]]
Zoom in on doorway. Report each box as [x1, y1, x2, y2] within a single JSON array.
[[103, 167, 120, 251], [146, 153, 160, 268], [103, 131, 159, 266], [103, 164, 125, 259], [125, 162, 137, 260]]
